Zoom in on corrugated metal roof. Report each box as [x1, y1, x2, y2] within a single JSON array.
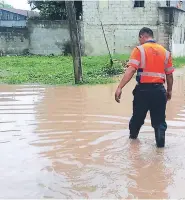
[[0, 7, 39, 17]]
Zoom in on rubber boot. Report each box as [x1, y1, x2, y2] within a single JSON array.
[[155, 128, 165, 148], [129, 127, 140, 139]]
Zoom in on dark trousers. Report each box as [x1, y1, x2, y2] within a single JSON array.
[[129, 83, 167, 140]]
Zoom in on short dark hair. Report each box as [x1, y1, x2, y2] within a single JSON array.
[[139, 27, 154, 38]]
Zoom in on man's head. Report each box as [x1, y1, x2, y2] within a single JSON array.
[[138, 27, 154, 45]]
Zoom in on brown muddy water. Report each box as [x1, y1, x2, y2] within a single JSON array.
[[1, 69, 185, 199]]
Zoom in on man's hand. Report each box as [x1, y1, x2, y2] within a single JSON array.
[[114, 66, 136, 103], [115, 87, 122, 103], [166, 90, 172, 101]]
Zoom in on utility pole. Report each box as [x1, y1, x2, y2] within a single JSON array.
[[65, 0, 83, 84]]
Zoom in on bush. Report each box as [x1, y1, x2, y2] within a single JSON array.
[[101, 60, 126, 76], [62, 40, 72, 56]]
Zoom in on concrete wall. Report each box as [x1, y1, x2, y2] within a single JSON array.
[[0, 20, 82, 56], [158, 7, 172, 50], [171, 8, 185, 57], [28, 20, 71, 55], [28, 20, 83, 55], [0, 27, 29, 55], [158, 7, 185, 57], [82, 0, 160, 56]]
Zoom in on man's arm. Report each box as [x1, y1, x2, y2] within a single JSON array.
[[117, 66, 136, 89], [118, 47, 140, 89], [115, 48, 140, 103], [166, 73, 173, 92], [115, 66, 136, 103], [166, 73, 173, 100], [165, 52, 174, 101]]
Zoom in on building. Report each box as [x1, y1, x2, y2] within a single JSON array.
[[0, 7, 39, 27], [0, 0, 184, 57], [81, 0, 185, 57]]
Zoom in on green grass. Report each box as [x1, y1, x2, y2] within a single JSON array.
[[0, 54, 128, 85], [173, 57, 185, 68], [0, 55, 184, 85]]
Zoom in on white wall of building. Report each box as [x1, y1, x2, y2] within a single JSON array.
[[82, 0, 159, 56]]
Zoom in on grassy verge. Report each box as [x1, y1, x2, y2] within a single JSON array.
[[0, 55, 128, 85], [0, 55, 184, 85], [173, 57, 185, 68]]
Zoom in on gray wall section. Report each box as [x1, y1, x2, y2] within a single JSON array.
[[0, 27, 29, 55], [28, 20, 71, 55], [0, 20, 82, 56], [158, 7, 185, 57], [171, 8, 185, 57], [28, 20, 84, 55], [158, 8, 172, 51]]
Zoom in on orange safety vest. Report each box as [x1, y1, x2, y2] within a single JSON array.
[[132, 42, 173, 83]]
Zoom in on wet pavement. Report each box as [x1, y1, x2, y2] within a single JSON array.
[[1, 69, 185, 198]]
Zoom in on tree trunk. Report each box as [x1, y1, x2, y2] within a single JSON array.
[[65, 0, 83, 84]]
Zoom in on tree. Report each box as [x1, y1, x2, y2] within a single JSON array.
[[0, 0, 13, 8], [28, 0, 82, 20], [28, 1, 67, 20], [28, 0, 83, 83], [65, 0, 83, 84]]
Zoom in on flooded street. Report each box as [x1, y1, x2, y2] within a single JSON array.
[[1, 69, 185, 198]]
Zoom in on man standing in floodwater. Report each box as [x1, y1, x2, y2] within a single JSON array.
[[115, 27, 174, 148]]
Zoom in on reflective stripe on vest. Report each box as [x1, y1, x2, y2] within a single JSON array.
[[137, 45, 145, 68], [137, 71, 165, 79], [128, 59, 140, 66]]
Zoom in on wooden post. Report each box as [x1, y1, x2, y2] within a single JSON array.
[[65, 0, 83, 84]]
